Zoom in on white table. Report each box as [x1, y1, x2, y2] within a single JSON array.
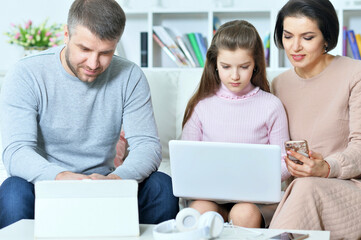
[[0, 219, 330, 240]]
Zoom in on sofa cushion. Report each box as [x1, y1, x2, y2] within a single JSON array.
[[144, 69, 202, 176], [144, 69, 179, 161], [175, 69, 202, 139]]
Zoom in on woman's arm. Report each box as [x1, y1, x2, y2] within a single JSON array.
[[325, 74, 361, 179], [286, 75, 361, 179]]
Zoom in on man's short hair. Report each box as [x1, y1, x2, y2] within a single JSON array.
[[67, 0, 126, 41]]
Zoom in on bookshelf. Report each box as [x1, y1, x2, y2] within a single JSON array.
[[117, 1, 361, 71], [152, 11, 209, 68], [341, 9, 361, 58], [121, 7, 281, 69]]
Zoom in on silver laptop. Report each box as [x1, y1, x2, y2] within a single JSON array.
[[34, 179, 139, 239], [169, 140, 282, 204]]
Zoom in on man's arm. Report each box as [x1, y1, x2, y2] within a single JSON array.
[[1, 63, 68, 183], [111, 66, 161, 183]]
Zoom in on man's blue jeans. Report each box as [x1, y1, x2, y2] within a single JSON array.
[[0, 171, 179, 229]]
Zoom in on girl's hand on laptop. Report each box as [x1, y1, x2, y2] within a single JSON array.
[[285, 150, 330, 178], [55, 171, 91, 180]]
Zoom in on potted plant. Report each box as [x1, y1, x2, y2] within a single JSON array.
[[4, 19, 64, 55]]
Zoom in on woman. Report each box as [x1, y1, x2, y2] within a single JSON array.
[[270, 0, 361, 239]]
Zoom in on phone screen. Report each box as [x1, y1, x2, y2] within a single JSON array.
[[270, 232, 309, 240], [284, 140, 309, 165]]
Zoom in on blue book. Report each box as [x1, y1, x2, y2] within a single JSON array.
[[213, 16, 221, 34], [194, 33, 207, 62], [343, 26, 347, 56], [263, 33, 270, 67], [347, 30, 361, 60]]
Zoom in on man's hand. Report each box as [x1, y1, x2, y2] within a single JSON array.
[[55, 171, 91, 180], [89, 173, 121, 180]]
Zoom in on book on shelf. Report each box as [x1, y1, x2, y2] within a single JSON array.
[[355, 33, 361, 57], [213, 16, 221, 35], [187, 33, 205, 67], [343, 26, 348, 56], [162, 27, 198, 68], [347, 30, 361, 60], [263, 33, 270, 67], [152, 33, 182, 67], [140, 32, 148, 67], [153, 26, 190, 67], [182, 34, 200, 67], [194, 33, 207, 62], [176, 36, 197, 67]]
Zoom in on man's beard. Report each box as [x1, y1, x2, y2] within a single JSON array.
[[65, 47, 80, 79]]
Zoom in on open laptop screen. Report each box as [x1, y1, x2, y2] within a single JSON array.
[[169, 140, 281, 204]]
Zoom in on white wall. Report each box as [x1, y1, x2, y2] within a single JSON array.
[[0, 0, 75, 73], [0, 0, 285, 74]]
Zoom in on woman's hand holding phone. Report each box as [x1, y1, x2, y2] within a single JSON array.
[[284, 141, 330, 178]]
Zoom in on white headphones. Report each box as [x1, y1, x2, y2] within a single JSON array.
[[153, 208, 224, 240]]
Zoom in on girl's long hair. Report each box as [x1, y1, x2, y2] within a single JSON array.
[[182, 20, 269, 128]]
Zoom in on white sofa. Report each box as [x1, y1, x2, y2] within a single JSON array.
[[0, 68, 286, 184]]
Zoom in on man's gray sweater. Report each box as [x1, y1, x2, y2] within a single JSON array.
[[0, 46, 161, 183]]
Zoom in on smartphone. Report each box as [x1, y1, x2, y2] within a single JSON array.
[[284, 140, 309, 165], [270, 232, 309, 240]]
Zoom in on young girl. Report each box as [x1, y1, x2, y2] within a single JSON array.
[[181, 20, 290, 228]]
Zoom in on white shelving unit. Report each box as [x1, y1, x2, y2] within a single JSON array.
[[340, 8, 361, 57], [120, 7, 283, 69], [119, 1, 361, 71], [120, 11, 149, 66], [1, 0, 361, 74]]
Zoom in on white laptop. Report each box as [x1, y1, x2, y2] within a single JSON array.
[[169, 140, 282, 204], [34, 179, 139, 239]]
